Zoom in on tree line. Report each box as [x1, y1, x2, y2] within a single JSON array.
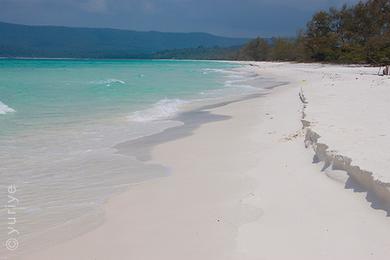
[[237, 0, 390, 66]]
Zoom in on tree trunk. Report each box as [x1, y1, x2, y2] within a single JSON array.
[[384, 65, 389, 76]]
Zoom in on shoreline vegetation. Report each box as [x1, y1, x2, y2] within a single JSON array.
[[238, 0, 390, 68]]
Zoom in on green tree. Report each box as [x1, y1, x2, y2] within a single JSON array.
[[304, 0, 390, 64], [238, 38, 270, 61], [305, 11, 340, 61], [270, 38, 297, 61]]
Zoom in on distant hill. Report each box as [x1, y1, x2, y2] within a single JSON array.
[[0, 22, 249, 58]]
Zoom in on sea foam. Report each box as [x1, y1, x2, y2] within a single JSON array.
[[91, 79, 126, 86], [128, 99, 187, 122], [0, 101, 15, 115]]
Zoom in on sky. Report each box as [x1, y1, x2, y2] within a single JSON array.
[[0, 0, 360, 38]]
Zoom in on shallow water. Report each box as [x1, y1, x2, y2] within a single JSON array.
[[0, 59, 272, 255]]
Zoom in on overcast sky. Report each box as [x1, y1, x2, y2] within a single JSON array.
[[0, 0, 359, 37]]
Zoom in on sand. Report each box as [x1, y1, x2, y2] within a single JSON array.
[[26, 62, 390, 260]]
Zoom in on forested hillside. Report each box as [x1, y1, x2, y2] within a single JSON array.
[[0, 22, 248, 58]]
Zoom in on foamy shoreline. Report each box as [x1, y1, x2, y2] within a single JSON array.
[[28, 62, 390, 259]]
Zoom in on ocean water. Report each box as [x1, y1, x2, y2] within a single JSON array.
[[0, 59, 268, 255]]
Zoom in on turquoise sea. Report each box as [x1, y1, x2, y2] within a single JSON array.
[[0, 59, 243, 135], [0, 59, 267, 255]]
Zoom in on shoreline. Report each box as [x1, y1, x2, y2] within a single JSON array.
[[2, 61, 273, 258], [27, 62, 390, 259]]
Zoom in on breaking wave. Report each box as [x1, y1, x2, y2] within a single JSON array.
[[127, 99, 188, 122], [0, 101, 15, 115], [91, 79, 126, 86]]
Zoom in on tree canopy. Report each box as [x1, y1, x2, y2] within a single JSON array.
[[238, 0, 390, 65]]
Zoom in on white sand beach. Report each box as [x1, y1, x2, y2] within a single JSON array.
[[27, 62, 390, 259]]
